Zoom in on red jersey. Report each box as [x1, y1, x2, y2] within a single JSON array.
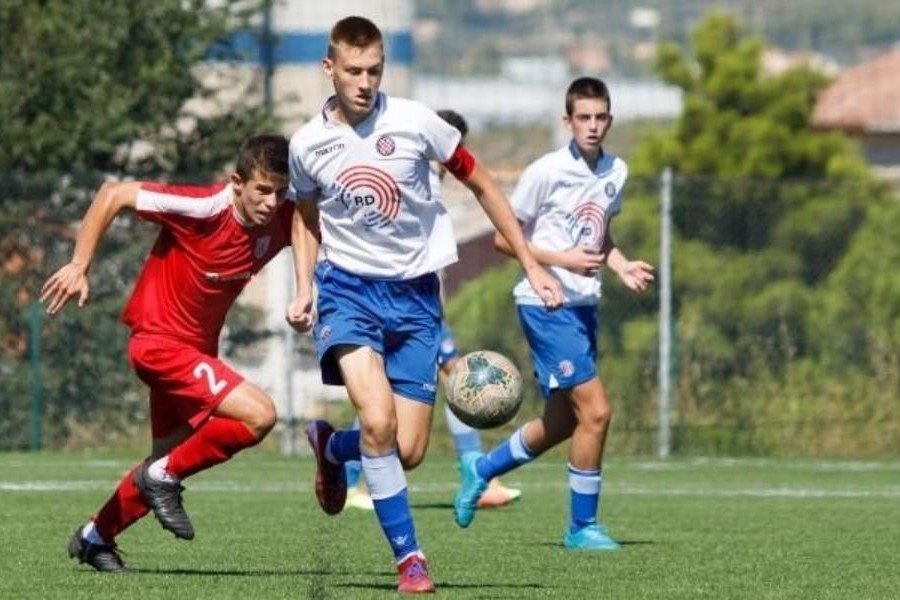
[[122, 182, 292, 351]]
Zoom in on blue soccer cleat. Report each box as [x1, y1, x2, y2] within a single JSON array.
[[563, 523, 621, 551], [453, 451, 488, 528]]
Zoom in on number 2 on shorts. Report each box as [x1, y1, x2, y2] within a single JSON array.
[[193, 361, 227, 395]]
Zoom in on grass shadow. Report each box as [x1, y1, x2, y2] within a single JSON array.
[[135, 567, 334, 577], [410, 501, 454, 509]]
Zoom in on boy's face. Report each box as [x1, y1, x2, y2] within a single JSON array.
[[324, 42, 385, 123], [564, 97, 613, 155], [231, 170, 290, 227]]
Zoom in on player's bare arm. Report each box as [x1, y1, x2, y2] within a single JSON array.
[[286, 195, 321, 332], [455, 159, 563, 309], [494, 230, 606, 277], [601, 229, 654, 293], [40, 181, 142, 315]]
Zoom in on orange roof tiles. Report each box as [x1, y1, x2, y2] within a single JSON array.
[[811, 48, 900, 133]]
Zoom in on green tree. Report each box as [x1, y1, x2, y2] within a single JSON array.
[[627, 12, 893, 454], [0, 0, 274, 175]]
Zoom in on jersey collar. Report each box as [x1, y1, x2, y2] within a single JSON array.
[[567, 140, 607, 173], [228, 184, 255, 229]]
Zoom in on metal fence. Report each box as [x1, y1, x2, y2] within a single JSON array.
[[1, 171, 897, 456]]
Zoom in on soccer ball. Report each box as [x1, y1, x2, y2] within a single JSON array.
[[446, 350, 523, 429]]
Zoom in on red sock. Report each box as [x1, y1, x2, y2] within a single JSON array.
[[166, 418, 258, 480], [92, 464, 150, 542]]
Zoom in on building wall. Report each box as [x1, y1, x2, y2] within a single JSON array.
[[861, 134, 900, 168]]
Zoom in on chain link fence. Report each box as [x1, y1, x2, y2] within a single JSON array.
[[2, 171, 898, 456]]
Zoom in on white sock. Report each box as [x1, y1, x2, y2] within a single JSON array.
[[148, 456, 178, 483], [82, 521, 107, 545]]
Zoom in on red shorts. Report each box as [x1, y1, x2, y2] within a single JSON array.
[[128, 334, 243, 438]]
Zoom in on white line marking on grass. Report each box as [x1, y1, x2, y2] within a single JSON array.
[[4, 480, 900, 499], [630, 459, 900, 472]]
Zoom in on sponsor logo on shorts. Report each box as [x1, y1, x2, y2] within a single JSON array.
[[317, 325, 332, 341], [559, 360, 575, 377], [441, 338, 456, 354]]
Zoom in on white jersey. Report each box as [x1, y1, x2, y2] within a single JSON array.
[[511, 142, 628, 306], [426, 165, 458, 271], [289, 93, 461, 279]]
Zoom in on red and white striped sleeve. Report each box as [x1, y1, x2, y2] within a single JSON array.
[[135, 182, 231, 227]]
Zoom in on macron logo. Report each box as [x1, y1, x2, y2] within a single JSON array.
[[391, 535, 409, 547], [315, 143, 345, 157]]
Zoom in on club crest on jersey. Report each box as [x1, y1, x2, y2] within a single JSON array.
[[375, 135, 396, 156], [566, 201, 608, 250], [335, 165, 402, 229], [254, 235, 271, 258], [605, 182, 617, 198]]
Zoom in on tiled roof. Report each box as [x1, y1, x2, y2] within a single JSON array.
[[811, 48, 900, 133]]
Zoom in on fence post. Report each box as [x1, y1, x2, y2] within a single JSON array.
[[29, 301, 42, 451], [281, 327, 297, 456], [658, 168, 673, 459]]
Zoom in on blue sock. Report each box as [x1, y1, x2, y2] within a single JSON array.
[[444, 405, 482, 457], [363, 450, 419, 562], [345, 460, 362, 488], [475, 425, 536, 480], [568, 463, 601, 532], [344, 418, 363, 486], [326, 429, 361, 464]]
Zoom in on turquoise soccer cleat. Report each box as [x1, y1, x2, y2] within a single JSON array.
[[453, 451, 488, 528], [563, 523, 621, 551]]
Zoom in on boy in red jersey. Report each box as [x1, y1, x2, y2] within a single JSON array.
[[41, 135, 292, 572]]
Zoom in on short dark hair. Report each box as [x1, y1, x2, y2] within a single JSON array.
[[565, 77, 611, 116], [235, 134, 289, 180], [437, 109, 469, 139], [328, 16, 383, 59]]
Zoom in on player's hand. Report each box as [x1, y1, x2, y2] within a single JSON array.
[[561, 247, 607, 277], [614, 260, 655, 293], [40, 262, 90, 315], [525, 264, 563, 311], [286, 287, 316, 333]]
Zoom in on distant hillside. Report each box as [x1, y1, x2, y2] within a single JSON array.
[[416, 0, 900, 76]]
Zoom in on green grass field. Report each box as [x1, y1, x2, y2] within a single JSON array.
[[2, 451, 898, 599]]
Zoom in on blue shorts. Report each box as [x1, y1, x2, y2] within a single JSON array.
[[437, 321, 458, 368], [517, 305, 599, 399], [313, 261, 442, 404]]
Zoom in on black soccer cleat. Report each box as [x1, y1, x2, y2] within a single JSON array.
[[68, 525, 128, 572], [133, 462, 195, 540]]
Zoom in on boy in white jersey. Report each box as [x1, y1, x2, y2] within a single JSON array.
[[284, 17, 561, 594], [453, 77, 655, 551], [343, 109, 522, 512]]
